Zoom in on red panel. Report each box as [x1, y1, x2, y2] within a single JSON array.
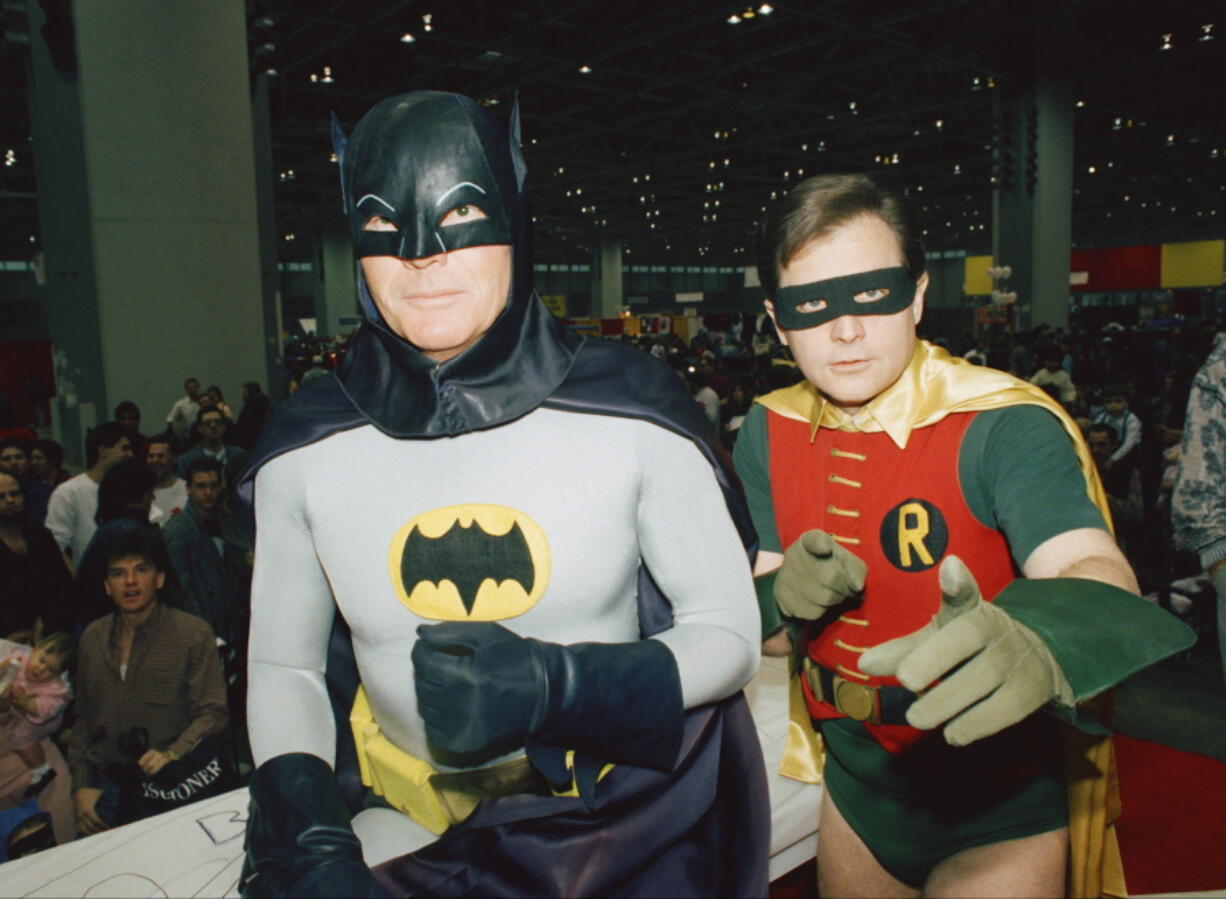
[[1068, 245, 1161, 291], [0, 340, 55, 429], [599, 317, 625, 336]]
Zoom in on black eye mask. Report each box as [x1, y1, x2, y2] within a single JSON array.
[[773, 266, 916, 331]]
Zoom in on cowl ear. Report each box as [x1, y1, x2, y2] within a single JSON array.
[[508, 92, 527, 192], [331, 112, 349, 213]]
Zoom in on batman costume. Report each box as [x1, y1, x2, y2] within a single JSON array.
[[238, 92, 770, 897]]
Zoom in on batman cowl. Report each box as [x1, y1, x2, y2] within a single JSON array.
[[331, 91, 581, 439]]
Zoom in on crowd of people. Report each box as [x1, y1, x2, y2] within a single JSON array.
[[0, 381, 269, 856]]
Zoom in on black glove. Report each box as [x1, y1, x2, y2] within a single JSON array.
[[241, 753, 388, 898], [412, 621, 683, 772]]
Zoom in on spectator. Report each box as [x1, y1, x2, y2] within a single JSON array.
[[0, 472, 73, 640], [685, 368, 720, 429], [0, 632, 76, 797], [163, 457, 253, 648], [0, 438, 28, 481], [0, 437, 45, 530], [1029, 346, 1077, 406], [1087, 423, 1142, 551], [1008, 336, 1034, 378], [27, 440, 68, 491], [114, 401, 149, 465], [233, 382, 271, 450], [147, 435, 187, 521], [1172, 331, 1226, 689], [45, 422, 133, 562], [1091, 385, 1142, 471], [65, 528, 228, 834], [73, 460, 158, 631], [963, 337, 988, 366], [176, 406, 247, 488], [164, 378, 203, 441], [204, 386, 235, 422]]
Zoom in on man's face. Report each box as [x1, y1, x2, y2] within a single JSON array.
[[767, 215, 925, 414], [0, 446, 27, 478], [198, 411, 226, 442], [0, 472, 23, 521], [1105, 396, 1128, 416], [360, 212, 511, 362], [98, 437, 134, 469], [1088, 430, 1114, 465], [117, 410, 140, 431], [185, 379, 200, 399], [146, 442, 174, 480], [187, 470, 222, 513], [104, 555, 164, 617], [27, 448, 48, 479]]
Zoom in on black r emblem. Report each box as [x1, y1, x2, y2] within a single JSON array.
[[879, 499, 948, 572]]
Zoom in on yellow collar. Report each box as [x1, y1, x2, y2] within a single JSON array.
[[756, 339, 1110, 525]]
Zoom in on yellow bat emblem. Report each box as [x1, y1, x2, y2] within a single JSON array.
[[388, 504, 550, 621]]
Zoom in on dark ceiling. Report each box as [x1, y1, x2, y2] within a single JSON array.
[[1, 0, 1224, 266]]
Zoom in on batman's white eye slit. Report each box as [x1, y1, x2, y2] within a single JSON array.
[[438, 205, 489, 227], [796, 298, 828, 314], [853, 287, 890, 303], [362, 215, 399, 232]]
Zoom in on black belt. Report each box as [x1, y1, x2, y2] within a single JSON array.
[[803, 657, 915, 726]]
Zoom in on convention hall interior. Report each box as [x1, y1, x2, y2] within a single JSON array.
[[0, 0, 1224, 895]]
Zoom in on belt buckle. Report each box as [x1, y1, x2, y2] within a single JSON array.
[[832, 676, 878, 724]]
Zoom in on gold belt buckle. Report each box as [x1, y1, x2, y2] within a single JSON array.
[[832, 676, 878, 723]]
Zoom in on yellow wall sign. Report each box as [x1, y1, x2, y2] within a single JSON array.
[[964, 256, 993, 296], [1160, 240, 1224, 288], [540, 294, 568, 318]]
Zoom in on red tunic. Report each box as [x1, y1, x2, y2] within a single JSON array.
[[768, 410, 1018, 752]]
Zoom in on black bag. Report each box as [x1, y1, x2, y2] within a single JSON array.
[[105, 730, 237, 825]]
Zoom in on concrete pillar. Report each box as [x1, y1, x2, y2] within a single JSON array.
[[27, 0, 267, 462], [991, 48, 1074, 333], [317, 209, 357, 339], [593, 237, 624, 319]]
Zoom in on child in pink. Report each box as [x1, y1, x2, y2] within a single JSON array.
[[0, 633, 75, 796]]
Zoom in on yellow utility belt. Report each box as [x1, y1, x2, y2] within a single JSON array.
[[349, 685, 611, 836]]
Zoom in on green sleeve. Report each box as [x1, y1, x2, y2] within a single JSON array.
[[732, 404, 782, 554], [959, 405, 1108, 569]]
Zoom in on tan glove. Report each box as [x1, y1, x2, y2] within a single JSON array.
[[774, 530, 868, 620], [858, 555, 1074, 747]]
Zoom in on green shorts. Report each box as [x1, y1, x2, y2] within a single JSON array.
[[820, 717, 1068, 888]]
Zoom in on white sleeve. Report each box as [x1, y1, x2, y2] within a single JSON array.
[[43, 483, 75, 552], [246, 449, 339, 767], [634, 425, 760, 707]]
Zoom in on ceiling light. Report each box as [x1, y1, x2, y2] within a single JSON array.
[[1075, 99, 1085, 108], [1159, 33, 1173, 50], [1112, 117, 1123, 130], [422, 13, 433, 32], [727, 14, 741, 24], [1167, 133, 1176, 146], [578, 65, 592, 74], [329, 152, 338, 163], [400, 33, 416, 43], [758, 3, 773, 13], [1199, 24, 1215, 42], [934, 119, 943, 130], [320, 66, 334, 83]]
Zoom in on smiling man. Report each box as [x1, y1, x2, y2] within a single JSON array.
[[734, 173, 1191, 898], [238, 92, 766, 898], [65, 528, 227, 834]]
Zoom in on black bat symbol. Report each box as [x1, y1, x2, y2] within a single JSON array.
[[401, 520, 535, 614]]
